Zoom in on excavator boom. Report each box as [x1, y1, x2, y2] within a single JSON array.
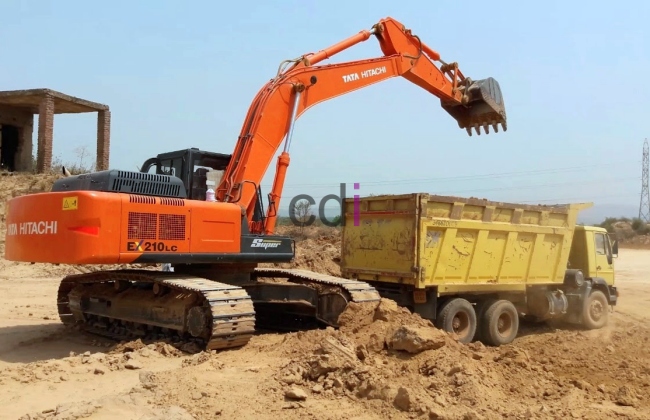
[[216, 17, 507, 234]]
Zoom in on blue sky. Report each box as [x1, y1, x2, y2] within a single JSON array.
[[2, 1, 648, 221]]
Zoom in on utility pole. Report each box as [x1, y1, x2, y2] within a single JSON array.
[[640, 139, 650, 223]]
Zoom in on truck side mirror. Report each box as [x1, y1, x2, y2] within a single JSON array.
[[612, 240, 618, 258]]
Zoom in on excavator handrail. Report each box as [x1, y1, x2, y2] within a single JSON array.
[[215, 17, 507, 234]]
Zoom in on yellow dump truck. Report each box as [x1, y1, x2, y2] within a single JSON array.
[[340, 193, 618, 346]]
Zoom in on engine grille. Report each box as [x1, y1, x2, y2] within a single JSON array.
[[159, 214, 186, 240], [128, 212, 186, 241], [113, 171, 183, 197], [51, 169, 187, 199]]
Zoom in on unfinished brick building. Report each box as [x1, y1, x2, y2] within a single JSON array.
[[0, 89, 110, 173]]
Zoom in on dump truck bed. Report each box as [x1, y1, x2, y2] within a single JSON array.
[[340, 193, 591, 294]]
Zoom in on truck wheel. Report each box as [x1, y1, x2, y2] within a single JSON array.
[[582, 290, 609, 329], [435, 298, 476, 344], [482, 300, 519, 346], [474, 299, 497, 343]]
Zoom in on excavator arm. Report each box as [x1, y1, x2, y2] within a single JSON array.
[[216, 17, 507, 234]]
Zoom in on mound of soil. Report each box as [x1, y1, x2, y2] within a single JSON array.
[[268, 299, 650, 419]]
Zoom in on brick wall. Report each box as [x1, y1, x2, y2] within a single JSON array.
[[37, 95, 54, 173], [96, 110, 110, 171]]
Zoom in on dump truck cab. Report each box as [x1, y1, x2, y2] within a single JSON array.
[[568, 226, 617, 285]]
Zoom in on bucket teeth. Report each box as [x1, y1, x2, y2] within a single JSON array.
[[464, 122, 506, 137]]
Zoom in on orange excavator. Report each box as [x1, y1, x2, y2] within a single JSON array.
[[4, 17, 507, 350]]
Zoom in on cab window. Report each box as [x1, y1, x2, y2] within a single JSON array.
[[595, 233, 607, 255], [160, 159, 183, 178]]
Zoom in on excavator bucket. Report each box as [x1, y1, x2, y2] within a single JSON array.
[[441, 77, 507, 136]]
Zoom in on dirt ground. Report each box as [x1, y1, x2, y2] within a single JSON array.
[[0, 247, 648, 420], [1, 174, 650, 419]]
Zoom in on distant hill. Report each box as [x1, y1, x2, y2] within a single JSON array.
[[578, 204, 639, 225]]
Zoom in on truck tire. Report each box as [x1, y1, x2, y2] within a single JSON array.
[[474, 299, 498, 343], [582, 289, 609, 329], [435, 298, 476, 344], [481, 300, 519, 346]]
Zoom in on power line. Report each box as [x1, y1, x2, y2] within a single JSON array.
[[519, 193, 640, 204], [277, 176, 637, 208], [640, 139, 650, 223], [285, 193, 641, 213], [262, 159, 640, 190], [280, 176, 639, 200]]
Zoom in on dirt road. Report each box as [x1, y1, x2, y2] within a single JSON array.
[[609, 248, 650, 321], [0, 248, 649, 420]]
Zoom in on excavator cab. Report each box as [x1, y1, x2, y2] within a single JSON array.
[[441, 77, 507, 136], [140, 148, 232, 201], [139, 148, 268, 226]]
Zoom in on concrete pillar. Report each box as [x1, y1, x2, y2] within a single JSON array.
[[96, 110, 110, 171], [15, 116, 34, 172], [37, 94, 54, 173]]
